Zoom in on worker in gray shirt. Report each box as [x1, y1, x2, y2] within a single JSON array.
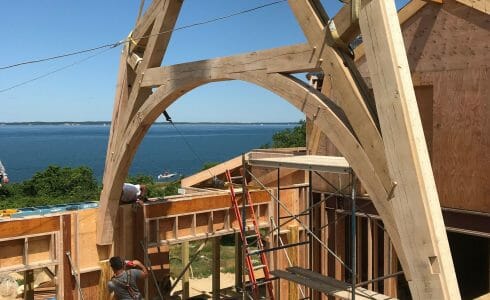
[[0, 161, 8, 186], [108, 256, 148, 300]]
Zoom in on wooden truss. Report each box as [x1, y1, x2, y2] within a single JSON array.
[[97, 0, 460, 298]]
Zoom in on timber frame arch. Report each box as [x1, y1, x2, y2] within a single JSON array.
[[97, 0, 461, 299]]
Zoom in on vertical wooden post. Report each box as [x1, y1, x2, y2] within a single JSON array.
[[235, 233, 243, 290], [24, 270, 34, 300], [62, 214, 74, 300], [212, 236, 221, 300], [288, 225, 299, 300], [98, 260, 112, 300], [367, 219, 373, 290], [312, 194, 322, 300], [182, 241, 190, 300], [359, 0, 459, 298], [373, 220, 379, 292]]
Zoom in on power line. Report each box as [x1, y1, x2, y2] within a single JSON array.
[[0, 47, 114, 94], [0, 42, 123, 71], [0, 0, 286, 71]]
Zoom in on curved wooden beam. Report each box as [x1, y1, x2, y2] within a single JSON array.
[[97, 63, 408, 278]]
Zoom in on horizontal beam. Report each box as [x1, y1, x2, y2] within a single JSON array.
[[143, 190, 270, 219], [0, 216, 60, 239], [141, 44, 318, 87], [247, 155, 351, 174], [181, 155, 242, 187]]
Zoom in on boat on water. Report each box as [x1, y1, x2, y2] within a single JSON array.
[[157, 172, 177, 180]]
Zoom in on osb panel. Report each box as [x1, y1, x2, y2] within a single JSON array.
[[357, 1, 490, 77], [27, 235, 51, 264], [403, 1, 489, 73], [0, 239, 24, 268], [77, 209, 100, 270], [430, 68, 489, 212]]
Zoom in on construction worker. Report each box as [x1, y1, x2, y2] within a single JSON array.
[[108, 256, 148, 300], [121, 183, 148, 205], [0, 161, 8, 186]]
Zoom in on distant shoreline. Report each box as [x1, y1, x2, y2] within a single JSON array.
[[0, 121, 300, 126]]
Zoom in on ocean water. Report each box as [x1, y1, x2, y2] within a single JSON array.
[[0, 123, 295, 182]]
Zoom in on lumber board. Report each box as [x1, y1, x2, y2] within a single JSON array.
[[0, 216, 59, 239], [359, 0, 460, 298], [77, 209, 100, 270], [181, 155, 242, 187], [62, 214, 74, 300], [140, 44, 317, 87], [144, 190, 269, 219]]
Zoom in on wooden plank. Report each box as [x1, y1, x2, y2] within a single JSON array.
[[182, 241, 190, 300], [98, 260, 112, 300], [359, 0, 460, 298], [212, 236, 220, 300], [77, 209, 100, 270], [181, 155, 242, 187], [141, 44, 316, 87], [0, 216, 59, 239], [145, 190, 270, 219], [62, 214, 74, 300], [288, 225, 299, 300]]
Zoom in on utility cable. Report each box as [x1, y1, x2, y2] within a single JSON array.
[[162, 113, 216, 180], [0, 47, 114, 94], [0, 0, 286, 71]]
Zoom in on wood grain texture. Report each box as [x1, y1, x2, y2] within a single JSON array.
[[0, 217, 59, 239], [360, 0, 460, 298]]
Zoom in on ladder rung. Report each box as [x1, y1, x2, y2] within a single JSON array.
[[231, 176, 243, 180], [244, 277, 277, 288], [246, 234, 260, 239], [253, 264, 266, 270], [247, 249, 260, 255]]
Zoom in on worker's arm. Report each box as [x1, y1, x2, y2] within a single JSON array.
[[131, 259, 148, 279]]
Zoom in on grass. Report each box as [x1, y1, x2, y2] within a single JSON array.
[[169, 239, 237, 279]]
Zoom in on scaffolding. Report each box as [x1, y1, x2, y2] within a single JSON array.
[[242, 153, 400, 300]]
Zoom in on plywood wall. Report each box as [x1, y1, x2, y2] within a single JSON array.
[[323, 0, 490, 213]]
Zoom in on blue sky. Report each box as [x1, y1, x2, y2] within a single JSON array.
[[0, 0, 407, 123]]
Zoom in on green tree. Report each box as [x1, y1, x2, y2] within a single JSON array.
[[262, 120, 306, 148]]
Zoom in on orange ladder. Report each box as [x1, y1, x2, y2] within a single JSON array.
[[225, 169, 275, 299]]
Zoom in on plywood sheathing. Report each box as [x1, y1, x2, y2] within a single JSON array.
[[356, 0, 490, 213]]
